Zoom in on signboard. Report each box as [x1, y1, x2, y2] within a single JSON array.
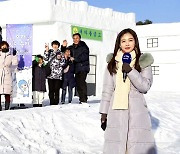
[[6, 24, 32, 69], [71, 25, 103, 41], [6, 24, 32, 104]]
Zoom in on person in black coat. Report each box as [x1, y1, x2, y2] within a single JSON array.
[[69, 33, 90, 104], [61, 48, 76, 104], [60, 40, 68, 53], [32, 55, 46, 107]]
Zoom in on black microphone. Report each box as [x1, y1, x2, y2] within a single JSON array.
[[122, 53, 132, 82]]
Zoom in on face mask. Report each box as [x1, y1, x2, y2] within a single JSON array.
[[2, 48, 9, 53]]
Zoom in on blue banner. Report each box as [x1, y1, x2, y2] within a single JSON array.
[[6, 24, 33, 104], [6, 24, 32, 69]]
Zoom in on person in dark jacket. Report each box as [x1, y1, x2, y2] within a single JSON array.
[[69, 33, 90, 104], [32, 55, 46, 107], [61, 40, 68, 53], [61, 48, 76, 104], [44, 40, 66, 105]]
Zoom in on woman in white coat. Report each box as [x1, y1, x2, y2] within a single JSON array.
[[99, 28, 156, 154], [0, 41, 18, 110]]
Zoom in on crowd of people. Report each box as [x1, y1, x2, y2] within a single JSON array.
[[0, 31, 90, 109], [33, 33, 90, 107]]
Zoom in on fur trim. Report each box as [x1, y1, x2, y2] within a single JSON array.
[[106, 52, 154, 69], [139, 53, 154, 69], [106, 53, 113, 63]]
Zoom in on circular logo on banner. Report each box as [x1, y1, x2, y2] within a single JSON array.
[[72, 27, 78, 34]]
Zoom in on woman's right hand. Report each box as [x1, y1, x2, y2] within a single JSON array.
[[45, 43, 49, 52], [70, 57, 74, 61], [101, 113, 107, 123]]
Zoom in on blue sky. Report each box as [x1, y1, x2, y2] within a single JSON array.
[[70, 0, 180, 23], [0, 0, 179, 23]]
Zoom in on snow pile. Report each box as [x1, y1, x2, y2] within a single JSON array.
[[0, 97, 103, 154], [145, 91, 180, 154], [0, 91, 180, 154]]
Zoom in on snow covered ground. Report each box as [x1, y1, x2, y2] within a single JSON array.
[[0, 91, 180, 154]]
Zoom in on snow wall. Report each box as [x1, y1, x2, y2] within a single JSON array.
[[136, 23, 180, 92], [1, 0, 178, 98], [0, 0, 135, 97]]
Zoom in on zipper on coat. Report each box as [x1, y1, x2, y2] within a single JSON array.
[[2, 68, 5, 93], [0, 54, 3, 86], [39, 67, 43, 91], [2, 54, 7, 93], [0, 68, 3, 86]]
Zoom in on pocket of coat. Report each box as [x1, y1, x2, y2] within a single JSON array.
[[104, 127, 127, 142], [140, 94, 148, 108], [129, 95, 148, 113], [129, 112, 152, 130]]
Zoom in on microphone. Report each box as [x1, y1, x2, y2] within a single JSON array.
[[122, 53, 132, 82]]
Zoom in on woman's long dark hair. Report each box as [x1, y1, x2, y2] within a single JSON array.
[[108, 28, 141, 75]]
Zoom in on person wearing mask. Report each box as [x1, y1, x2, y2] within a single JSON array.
[[44, 40, 65, 105], [69, 33, 90, 104], [32, 55, 46, 107], [0, 41, 18, 110], [99, 28, 156, 154]]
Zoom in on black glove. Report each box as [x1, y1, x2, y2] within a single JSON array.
[[122, 63, 132, 73], [12, 48, 17, 56], [101, 114, 107, 131]]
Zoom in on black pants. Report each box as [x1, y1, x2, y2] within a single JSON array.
[[75, 72, 88, 102], [61, 85, 73, 103], [0, 94, 10, 110], [48, 79, 62, 105]]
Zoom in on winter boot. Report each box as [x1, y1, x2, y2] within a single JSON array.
[[5, 102, 10, 110]]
